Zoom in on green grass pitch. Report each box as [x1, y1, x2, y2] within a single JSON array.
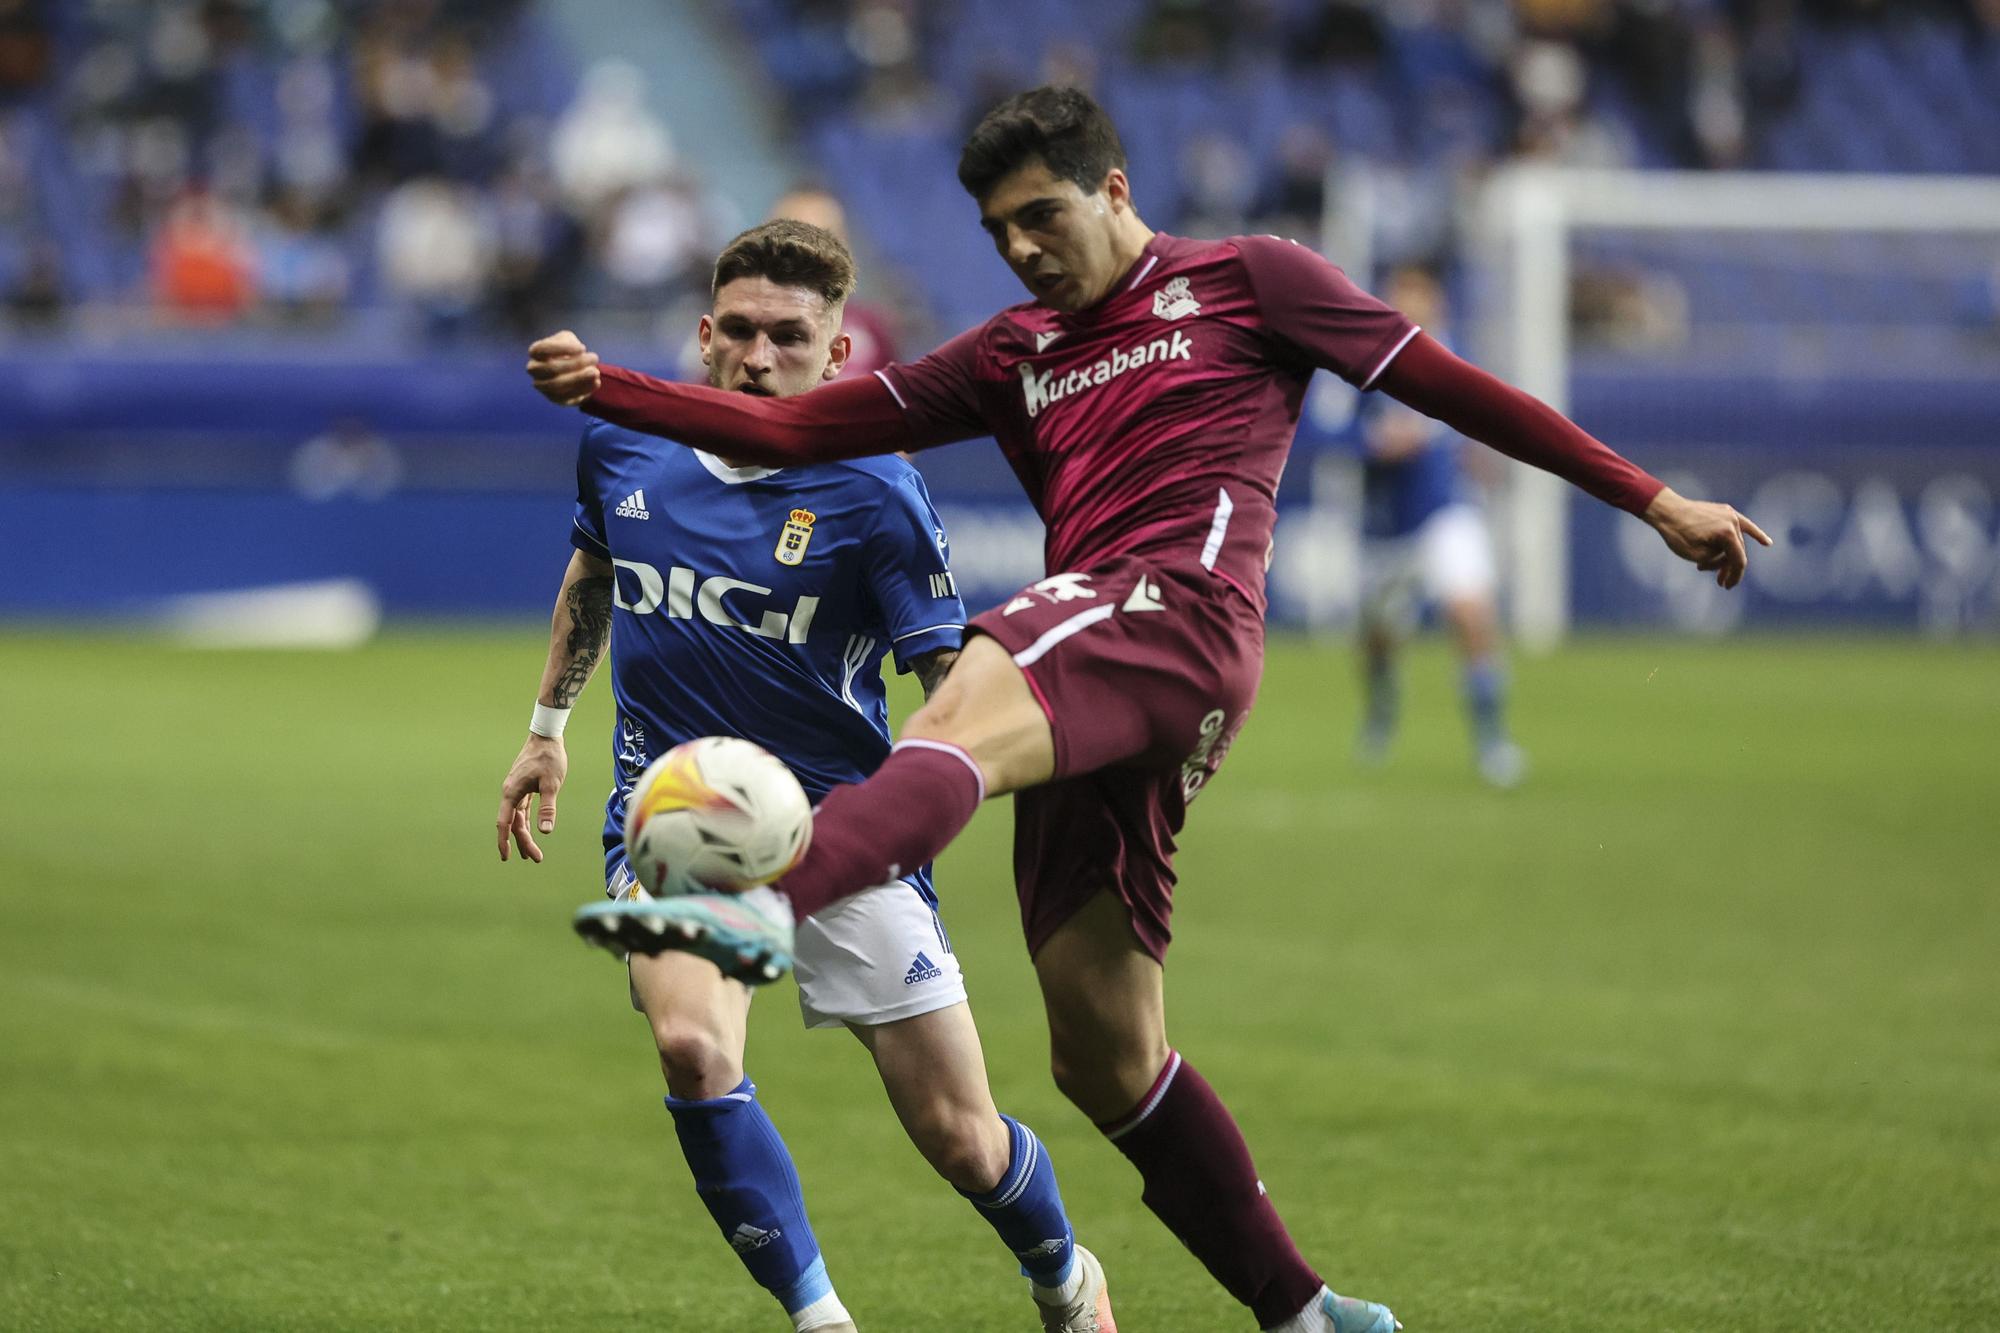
[[2, 629, 1995, 1331]]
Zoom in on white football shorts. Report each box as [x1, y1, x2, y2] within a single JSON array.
[[1361, 502, 1497, 627], [607, 863, 966, 1030]]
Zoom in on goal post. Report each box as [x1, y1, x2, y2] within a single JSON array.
[[1467, 167, 2000, 650]]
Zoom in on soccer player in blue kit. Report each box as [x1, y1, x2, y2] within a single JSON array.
[[494, 219, 1116, 1333], [1351, 266, 1526, 787]]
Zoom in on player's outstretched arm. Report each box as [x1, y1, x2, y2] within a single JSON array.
[[526, 330, 916, 468], [1374, 333, 1771, 587], [497, 549, 614, 863]]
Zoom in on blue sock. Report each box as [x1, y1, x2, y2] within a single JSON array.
[[960, 1114, 1078, 1289], [666, 1077, 832, 1314], [1464, 655, 1507, 745]]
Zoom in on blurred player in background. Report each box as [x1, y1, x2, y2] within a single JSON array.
[[496, 219, 1114, 1333], [1354, 265, 1526, 788], [530, 87, 1769, 1333], [768, 184, 902, 379]]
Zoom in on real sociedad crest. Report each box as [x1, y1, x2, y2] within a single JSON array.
[[775, 508, 816, 566], [1152, 276, 1200, 321]]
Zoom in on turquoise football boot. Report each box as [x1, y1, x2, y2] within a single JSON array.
[[573, 888, 795, 985], [1321, 1290, 1400, 1333]]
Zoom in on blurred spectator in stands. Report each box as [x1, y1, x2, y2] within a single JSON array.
[[1508, 38, 1632, 166], [272, 55, 349, 203], [376, 176, 493, 341], [353, 22, 446, 183], [142, 2, 228, 144], [1252, 122, 1337, 239], [0, 107, 29, 223], [491, 157, 583, 338], [290, 417, 403, 502], [427, 33, 500, 180], [551, 60, 672, 216], [1040, 40, 1099, 93], [1733, 0, 1802, 119], [769, 182, 902, 377], [1515, 0, 1611, 40], [849, 1, 951, 130], [149, 185, 257, 323], [1571, 263, 1690, 352], [1177, 131, 1258, 239], [258, 188, 351, 327], [1289, 0, 1388, 68], [1952, 0, 2000, 45], [1687, 13, 1749, 168], [0, 0, 50, 104], [1132, 0, 1235, 68], [5, 236, 63, 328], [599, 173, 712, 315]]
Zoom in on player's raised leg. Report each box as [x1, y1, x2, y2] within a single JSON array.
[[782, 632, 1054, 917], [852, 1000, 1116, 1331], [604, 633, 1055, 975], [630, 944, 857, 1331], [1033, 892, 1396, 1333]]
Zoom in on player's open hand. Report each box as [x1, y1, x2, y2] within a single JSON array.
[[497, 735, 568, 863], [527, 330, 602, 407], [1643, 487, 1773, 589]]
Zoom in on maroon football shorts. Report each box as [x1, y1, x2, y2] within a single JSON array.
[[966, 555, 1266, 962]]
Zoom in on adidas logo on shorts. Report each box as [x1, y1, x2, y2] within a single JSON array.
[[904, 951, 944, 986]]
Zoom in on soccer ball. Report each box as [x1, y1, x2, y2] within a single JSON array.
[[622, 737, 813, 897]]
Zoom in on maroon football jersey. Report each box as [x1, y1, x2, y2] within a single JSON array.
[[876, 233, 1416, 611]]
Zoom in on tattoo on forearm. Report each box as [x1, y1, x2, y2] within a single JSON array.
[[913, 649, 959, 701], [551, 576, 613, 707]]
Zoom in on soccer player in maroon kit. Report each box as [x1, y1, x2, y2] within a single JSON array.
[[530, 88, 1770, 1333]]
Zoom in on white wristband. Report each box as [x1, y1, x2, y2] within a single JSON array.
[[529, 703, 571, 739]]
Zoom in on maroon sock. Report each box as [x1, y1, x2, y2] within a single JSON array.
[[1100, 1052, 1324, 1328], [779, 740, 985, 919]]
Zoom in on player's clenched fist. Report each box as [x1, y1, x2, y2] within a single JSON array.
[[527, 330, 602, 407]]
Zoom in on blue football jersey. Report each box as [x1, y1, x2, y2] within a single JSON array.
[[1358, 398, 1464, 540], [571, 423, 966, 903]]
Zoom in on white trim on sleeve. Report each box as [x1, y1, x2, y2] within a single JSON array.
[[572, 516, 610, 553], [873, 369, 909, 410], [891, 621, 964, 644], [1359, 325, 1422, 391]]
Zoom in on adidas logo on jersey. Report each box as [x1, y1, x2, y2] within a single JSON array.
[[1018, 329, 1192, 418], [614, 489, 650, 520], [904, 951, 944, 985], [730, 1223, 781, 1253]]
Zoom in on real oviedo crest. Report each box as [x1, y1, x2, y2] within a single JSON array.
[[775, 508, 816, 566]]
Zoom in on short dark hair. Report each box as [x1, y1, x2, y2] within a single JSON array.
[[957, 85, 1127, 202], [711, 219, 855, 309]]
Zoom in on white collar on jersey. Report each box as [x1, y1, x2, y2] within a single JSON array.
[[693, 449, 784, 484]]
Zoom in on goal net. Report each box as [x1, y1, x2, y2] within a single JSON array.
[[1464, 168, 2000, 647]]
